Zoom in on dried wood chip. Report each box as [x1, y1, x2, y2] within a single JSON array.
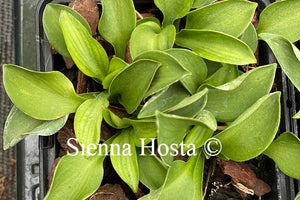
[[135, 187, 145, 199], [63, 56, 75, 69], [217, 158, 271, 197], [47, 157, 61, 188], [6, 158, 16, 168], [69, 0, 99, 34], [88, 184, 128, 200], [124, 40, 133, 64], [141, 13, 155, 18], [57, 119, 82, 157], [0, 176, 6, 198], [76, 70, 88, 94]]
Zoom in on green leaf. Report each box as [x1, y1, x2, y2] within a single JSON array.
[[204, 60, 223, 78], [3, 106, 68, 150], [110, 128, 139, 192], [186, 0, 257, 37], [44, 154, 105, 200], [108, 57, 128, 73], [203, 64, 276, 122], [139, 153, 205, 200], [158, 155, 203, 200], [79, 92, 101, 99], [137, 17, 161, 27], [215, 92, 281, 161], [296, 192, 300, 200], [240, 23, 258, 53], [135, 50, 190, 97], [3, 64, 85, 120], [59, 11, 109, 81], [259, 33, 300, 92], [184, 125, 214, 151], [123, 118, 157, 147], [102, 57, 128, 89], [102, 108, 129, 129], [109, 59, 160, 114], [139, 188, 162, 200], [166, 88, 208, 117], [263, 132, 300, 180], [293, 111, 300, 119], [192, 151, 205, 200], [257, 0, 300, 42], [192, 0, 215, 8], [176, 29, 256, 65], [166, 49, 207, 94], [137, 149, 167, 190], [42, 3, 91, 57], [156, 111, 216, 165], [203, 64, 240, 87], [138, 83, 190, 119], [130, 21, 176, 59], [74, 93, 109, 154], [99, 0, 136, 58], [154, 0, 194, 27]]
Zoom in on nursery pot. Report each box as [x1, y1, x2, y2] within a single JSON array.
[[13, 0, 299, 199]]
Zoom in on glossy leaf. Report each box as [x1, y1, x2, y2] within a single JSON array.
[[166, 49, 207, 94], [60, 11, 109, 81], [43, 3, 91, 57], [3, 64, 85, 120], [259, 33, 300, 92], [137, 17, 161, 27], [184, 125, 214, 151], [130, 22, 176, 59], [215, 92, 281, 161], [137, 149, 167, 190], [79, 92, 101, 99], [102, 108, 129, 129], [192, 151, 205, 200], [139, 153, 204, 200], [192, 0, 215, 8], [294, 111, 300, 119], [203, 64, 240, 87], [240, 23, 258, 53], [99, 0, 136, 58], [186, 0, 257, 37], [296, 192, 300, 200], [138, 83, 190, 119], [44, 154, 105, 200], [74, 93, 109, 154], [203, 64, 276, 122], [123, 118, 156, 147], [154, 0, 194, 27], [139, 188, 162, 200], [156, 111, 216, 165], [176, 29, 256, 65], [264, 132, 300, 180], [3, 106, 68, 150], [135, 50, 190, 97], [166, 88, 208, 117], [110, 128, 139, 192], [102, 57, 128, 89], [109, 59, 160, 114], [158, 154, 203, 200], [257, 0, 300, 42], [205, 60, 223, 77]]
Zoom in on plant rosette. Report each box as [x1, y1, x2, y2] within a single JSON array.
[[2, 0, 300, 199]]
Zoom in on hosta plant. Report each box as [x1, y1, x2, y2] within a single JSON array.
[[2, 0, 300, 199]]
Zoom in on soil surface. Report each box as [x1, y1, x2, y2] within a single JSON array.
[[0, 158, 15, 199]]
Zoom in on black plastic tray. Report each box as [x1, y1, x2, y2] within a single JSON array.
[[14, 0, 298, 199]]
